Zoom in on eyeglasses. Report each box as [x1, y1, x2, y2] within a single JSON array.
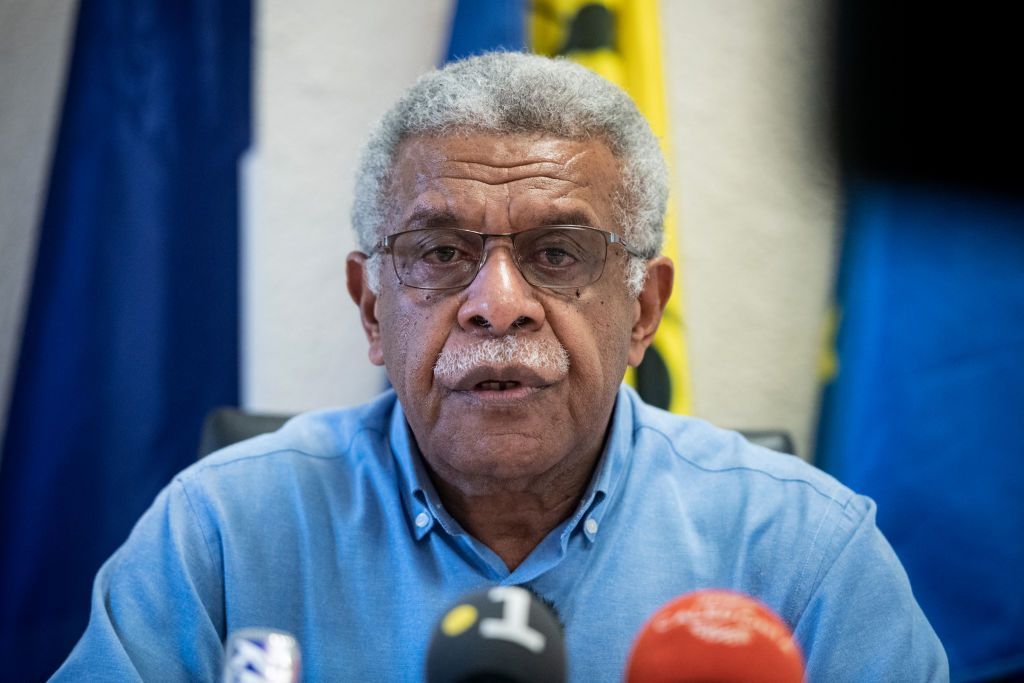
[[374, 225, 640, 291]]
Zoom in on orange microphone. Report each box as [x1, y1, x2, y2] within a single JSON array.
[[625, 590, 805, 683]]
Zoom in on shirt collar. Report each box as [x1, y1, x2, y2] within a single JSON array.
[[562, 383, 636, 544], [387, 384, 637, 543], [388, 400, 445, 540]]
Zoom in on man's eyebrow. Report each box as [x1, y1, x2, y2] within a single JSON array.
[[535, 210, 598, 227], [404, 207, 460, 229]]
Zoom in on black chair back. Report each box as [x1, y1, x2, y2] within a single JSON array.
[[199, 408, 796, 459]]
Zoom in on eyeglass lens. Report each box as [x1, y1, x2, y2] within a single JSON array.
[[389, 227, 610, 290]]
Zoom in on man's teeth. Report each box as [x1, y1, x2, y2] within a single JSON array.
[[476, 380, 521, 391]]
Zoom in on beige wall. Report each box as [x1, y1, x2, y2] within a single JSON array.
[[243, 0, 840, 457]]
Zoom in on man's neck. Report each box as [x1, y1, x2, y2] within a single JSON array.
[[436, 479, 589, 569], [431, 473, 594, 571]]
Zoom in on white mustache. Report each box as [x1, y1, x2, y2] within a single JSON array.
[[433, 336, 570, 381]]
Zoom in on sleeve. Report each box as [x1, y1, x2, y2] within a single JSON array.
[[50, 477, 225, 681], [794, 494, 949, 682]]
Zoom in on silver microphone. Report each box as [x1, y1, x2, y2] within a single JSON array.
[[222, 628, 302, 683]]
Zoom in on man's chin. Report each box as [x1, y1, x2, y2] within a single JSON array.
[[426, 421, 561, 473]]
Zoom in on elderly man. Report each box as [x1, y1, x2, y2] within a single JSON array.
[[55, 53, 947, 681]]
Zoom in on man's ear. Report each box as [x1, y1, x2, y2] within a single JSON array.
[[628, 256, 674, 367], [346, 252, 386, 366]]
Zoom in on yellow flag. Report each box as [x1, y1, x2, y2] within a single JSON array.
[[531, 0, 692, 413]]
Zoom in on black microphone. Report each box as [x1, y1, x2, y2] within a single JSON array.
[[425, 585, 567, 683]]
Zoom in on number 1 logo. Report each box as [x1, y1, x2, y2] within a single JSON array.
[[479, 586, 547, 653]]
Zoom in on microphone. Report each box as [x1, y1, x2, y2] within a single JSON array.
[[222, 628, 302, 683], [625, 589, 805, 683], [425, 585, 567, 683]]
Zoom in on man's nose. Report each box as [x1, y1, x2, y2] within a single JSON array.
[[456, 245, 545, 335]]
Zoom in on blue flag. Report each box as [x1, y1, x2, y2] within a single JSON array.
[[817, 182, 1024, 681], [444, 0, 527, 62], [0, 1, 251, 679]]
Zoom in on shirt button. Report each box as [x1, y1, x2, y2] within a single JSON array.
[[585, 518, 599, 535], [415, 512, 430, 528]]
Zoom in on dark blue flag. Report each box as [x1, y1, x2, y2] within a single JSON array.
[[0, 1, 251, 679], [817, 182, 1024, 681]]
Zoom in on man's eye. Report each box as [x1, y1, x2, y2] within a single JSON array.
[[422, 246, 462, 264], [526, 246, 580, 269], [540, 248, 573, 266]]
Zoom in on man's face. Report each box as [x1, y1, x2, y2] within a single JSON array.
[[348, 132, 669, 493]]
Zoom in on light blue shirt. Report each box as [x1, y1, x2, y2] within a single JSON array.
[[54, 386, 947, 681]]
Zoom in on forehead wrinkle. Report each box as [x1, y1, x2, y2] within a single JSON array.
[[393, 136, 620, 233], [440, 146, 589, 182], [408, 177, 591, 228], [433, 168, 585, 189]]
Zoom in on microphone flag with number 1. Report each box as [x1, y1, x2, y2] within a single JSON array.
[[426, 585, 567, 683]]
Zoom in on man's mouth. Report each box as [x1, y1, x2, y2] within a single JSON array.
[[448, 365, 555, 393], [457, 376, 544, 405], [475, 380, 522, 391], [441, 366, 563, 406]]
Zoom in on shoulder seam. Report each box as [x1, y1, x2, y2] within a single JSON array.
[[792, 496, 871, 626], [185, 425, 388, 478], [174, 477, 219, 575], [636, 423, 849, 506], [792, 493, 841, 612]]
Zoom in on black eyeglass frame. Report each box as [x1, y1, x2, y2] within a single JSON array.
[[373, 225, 642, 291]]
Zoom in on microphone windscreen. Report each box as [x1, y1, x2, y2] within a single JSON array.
[[222, 628, 302, 683], [426, 585, 567, 683], [625, 589, 804, 683]]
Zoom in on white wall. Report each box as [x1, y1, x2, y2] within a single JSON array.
[[243, 0, 452, 414], [0, 0, 77, 453], [244, 0, 839, 457], [664, 0, 839, 455]]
